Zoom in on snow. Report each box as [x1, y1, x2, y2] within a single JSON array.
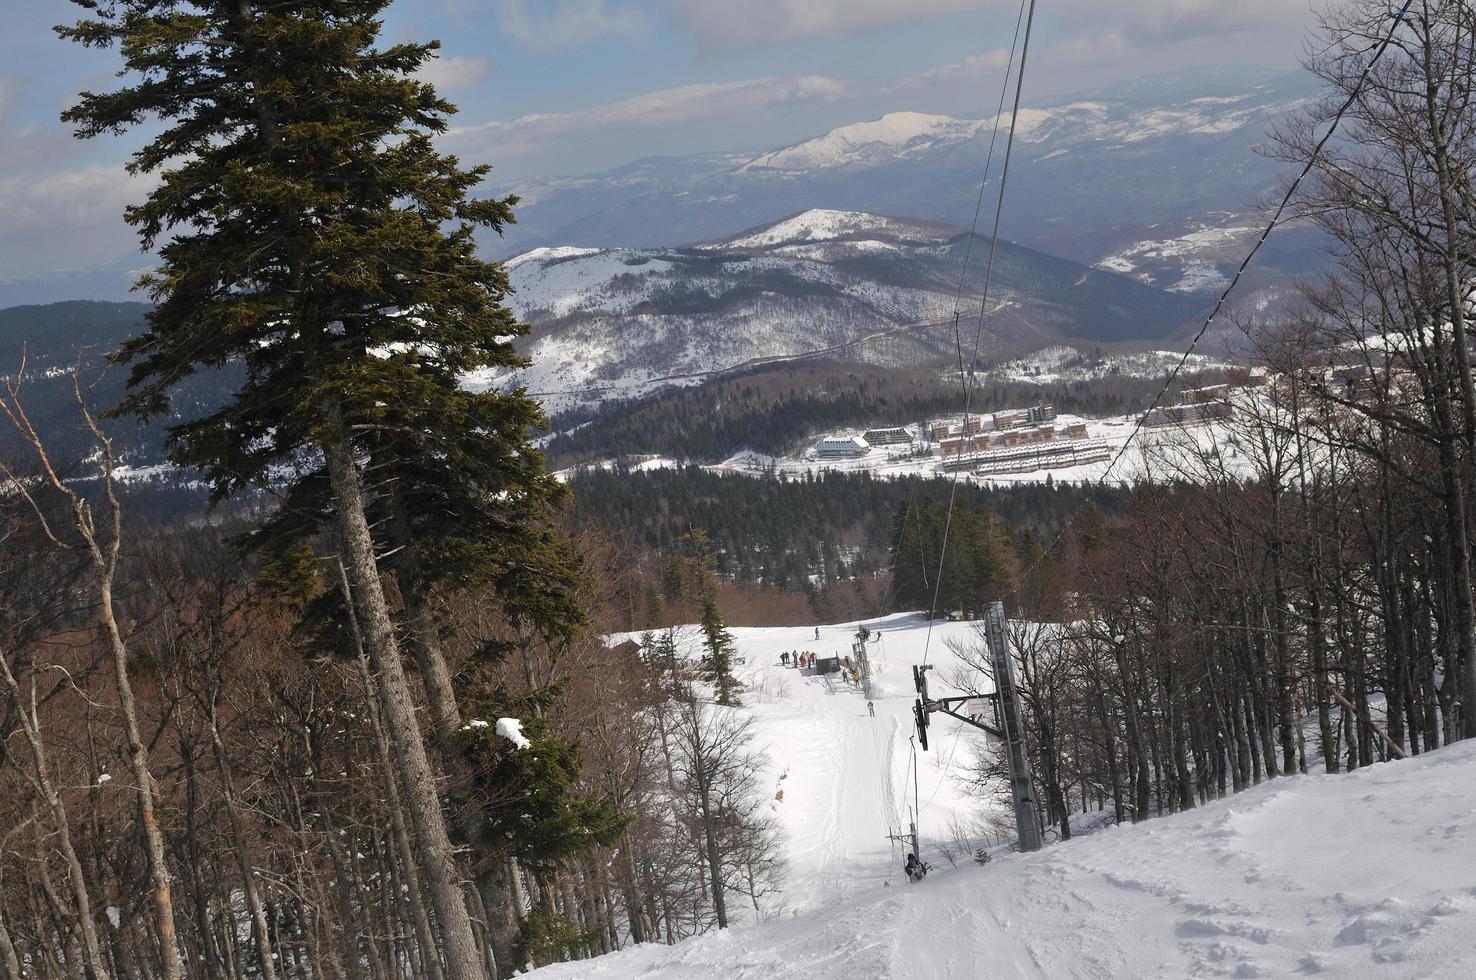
[[716, 209, 930, 250], [504, 245, 604, 270], [495, 717, 531, 750], [505, 247, 675, 319], [611, 614, 996, 919], [735, 91, 1303, 179], [1096, 221, 1255, 294], [694, 411, 1243, 488], [525, 614, 1476, 980], [552, 455, 680, 482], [740, 113, 985, 172]]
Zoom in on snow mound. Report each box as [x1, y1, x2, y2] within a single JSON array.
[[495, 717, 531, 750], [717, 209, 939, 250], [504, 245, 603, 270], [525, 681, 1476, 980]]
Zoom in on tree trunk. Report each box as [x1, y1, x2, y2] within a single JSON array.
[[95, 572, 181, 980], [341, 565, 449, 980], [208, 709, 281, 980], [320, 415, 487, 980], [696, 771, 727, 930], [0, 660, 111, 980]]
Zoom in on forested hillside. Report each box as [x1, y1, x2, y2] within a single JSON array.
[[545, 360, 1195, 466], [568, 466, 1123, 600]]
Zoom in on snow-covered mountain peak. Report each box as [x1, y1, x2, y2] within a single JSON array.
[[504, 245, 603, 270], [714, 209, 944, 250], [741, 111, 984, 172]]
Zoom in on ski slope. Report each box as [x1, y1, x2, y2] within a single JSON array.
[[633, 614, 998, 915], [528, 615, 1476, 979]]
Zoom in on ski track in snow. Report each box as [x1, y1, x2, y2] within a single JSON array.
[[525, 614, 1476, 979]]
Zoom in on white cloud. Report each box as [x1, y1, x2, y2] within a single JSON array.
[[494, 0, 650, 48], [1116, 0, 1299, 39], [671, 0, 984, 47], [1046, 30, 1133, 66], [670, 0, 1300, 48], [0, 165, 156, 276], [416, 53, 495, 91], [886, 49, 1012, 94], [448, 74, 849, 156]]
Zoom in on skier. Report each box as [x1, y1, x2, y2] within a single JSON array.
[[867, 700, 875, 717], [781, 651, 789, 667], [814, 626, 820, 640], [904, 853, 926, 882]]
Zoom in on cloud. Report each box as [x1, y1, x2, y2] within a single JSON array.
[[0, 165, 156, 278], [0, 75, 21, 124], [670, 0, 984, 48], [886, 49, 1013, 94], [1045, 30, 1133, 66], [1113, 0, 1299, 39], [416, 53, 495, 91], [448, 73, 849, 157], [669, 0, 1300, 49], [494, 0, 650, 48], [0, 75, 95, 179]]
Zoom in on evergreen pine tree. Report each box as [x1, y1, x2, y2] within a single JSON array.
[[698, 593, 741, 706], [59, 4, 539, 975], [680, 531, 740, 705]]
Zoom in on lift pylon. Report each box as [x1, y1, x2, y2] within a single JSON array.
[[911, 600, 1043, 853]]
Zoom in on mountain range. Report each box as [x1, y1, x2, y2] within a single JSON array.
[[490, 65, 1326, 304], [6, 65, 1326, 342], [495, 209, 1207, 415]]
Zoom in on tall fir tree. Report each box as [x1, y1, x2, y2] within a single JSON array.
[[58, 4, 557, 976], [681, 531, 740, 705]]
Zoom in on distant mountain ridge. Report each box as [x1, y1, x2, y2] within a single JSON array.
[[4, 65, 1323, 312], [497, 209, 1206, 415], [490, 65, 1322, 306]]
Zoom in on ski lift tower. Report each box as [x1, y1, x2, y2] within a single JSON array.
[[853, 625, 876, 700], [982, 600, 1043, 852], [911, 600, 1042, 853]]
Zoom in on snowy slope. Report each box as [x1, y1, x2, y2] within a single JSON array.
[[710, 209, 948, 250], [527, 619, 1476, 980], [618, 614, 997, 917], [740, 113, 987, 172], [495, 210, 1204, 415]]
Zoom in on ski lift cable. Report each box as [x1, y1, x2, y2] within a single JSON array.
[[919, 0, 1038, 673], [998, 0, 1416, 603], [948, 0, 1030, 323]]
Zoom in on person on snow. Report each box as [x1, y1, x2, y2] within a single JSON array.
[[867, 700, 875, 717], [904, 853, 925, 881], [781, 651, 789, 667], [815, 626, 821, 640]]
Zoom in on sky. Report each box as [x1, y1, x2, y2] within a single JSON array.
[[0, 0, 1327, 301]]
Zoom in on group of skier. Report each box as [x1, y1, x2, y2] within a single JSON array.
[[780, 651, 817, 669]]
